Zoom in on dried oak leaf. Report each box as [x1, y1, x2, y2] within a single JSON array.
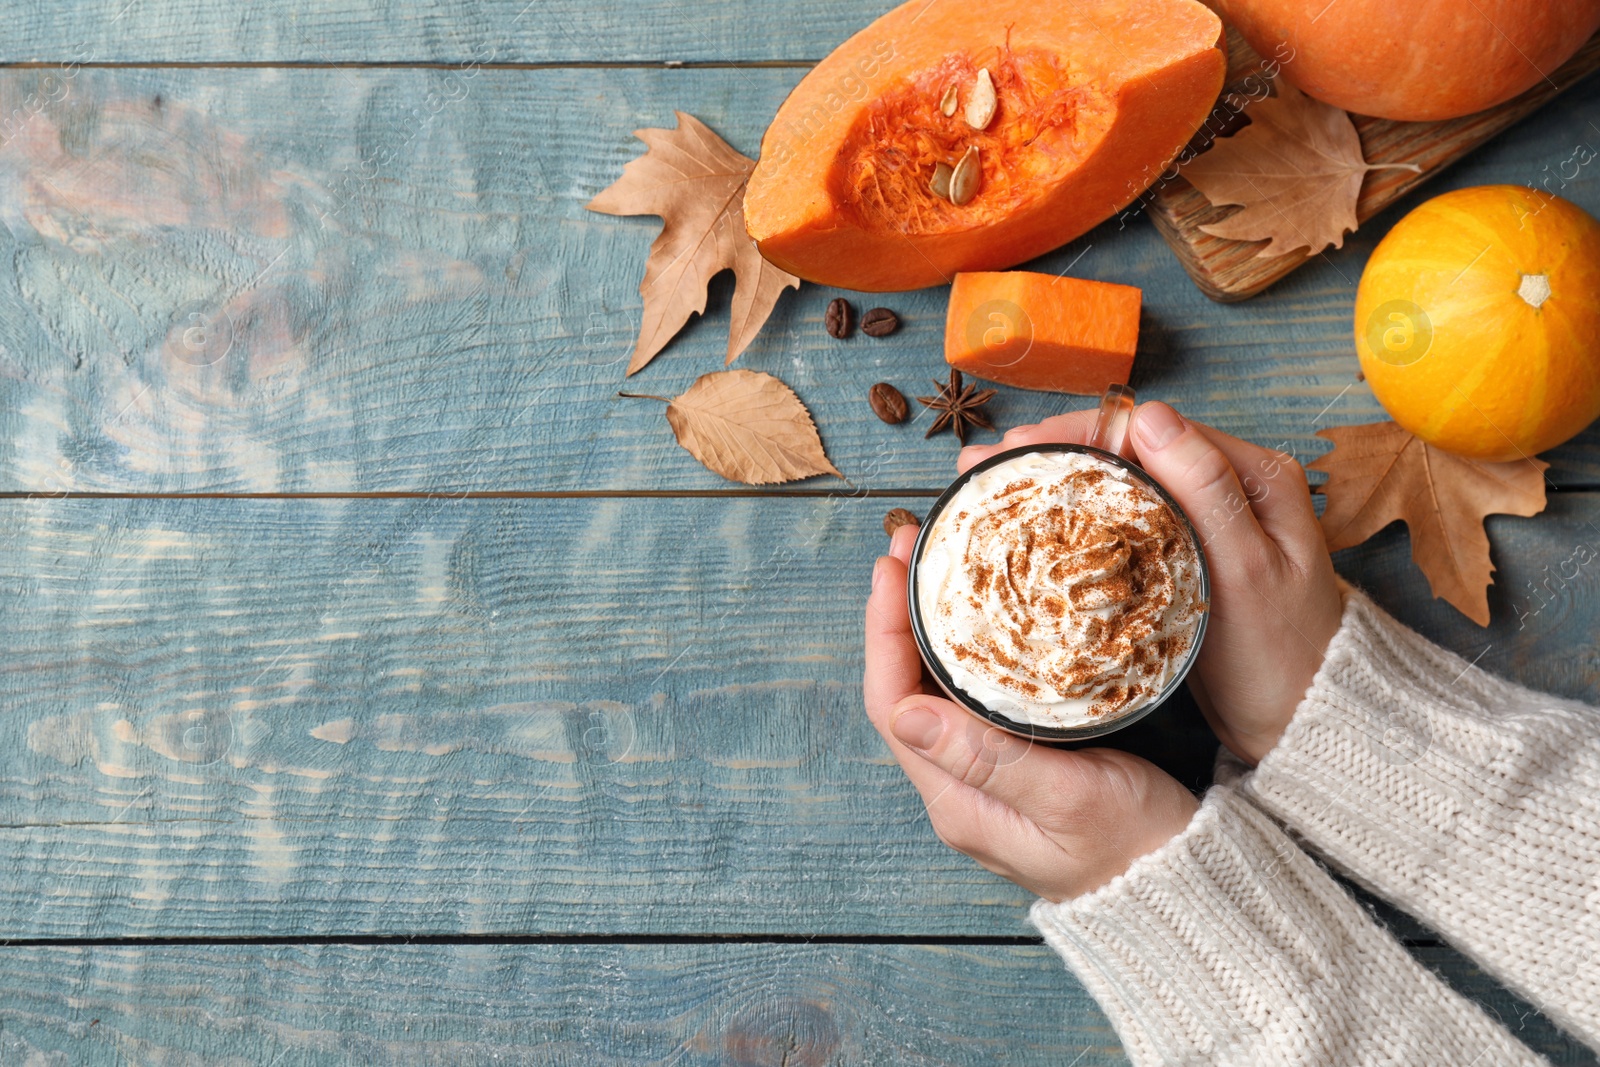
[[587, 111, 800, 375], [1183, 82, 1418, 258], [1310, 421, 1548, 626], [627, 369, 842, 485]]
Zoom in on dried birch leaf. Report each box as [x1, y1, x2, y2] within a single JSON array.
[[587, 111, 800, 375], [624, 369, 843, 485], [1310, 421, 1548, 625], [1184, 82, 1419, 258]]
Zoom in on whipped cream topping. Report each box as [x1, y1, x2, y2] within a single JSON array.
[[915, 450, 1206, 729]]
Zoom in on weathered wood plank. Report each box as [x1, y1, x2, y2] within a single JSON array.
[[0, 492, 1594, 939], [0, 941, 1593, 1066], [0, 493, 1204, 938], [6, 1, 863, 65], [0, 943, 1124, 1067], [1332, 493, 1600, 695], [0, 68, 1597, 493]]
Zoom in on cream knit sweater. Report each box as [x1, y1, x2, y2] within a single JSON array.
[[1030, 587, 1600, 1065]]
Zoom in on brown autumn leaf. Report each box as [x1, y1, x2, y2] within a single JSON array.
[[1183, 82, 1419, 258], [587, 111, 800, 375], [1309, 421, 1548, 625], [623, 369, 843, 485]]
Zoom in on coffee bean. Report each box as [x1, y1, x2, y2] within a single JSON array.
[[883, 507, 920, 537], [861, 307, 900, 337], [868, 382, 909, 424], [825, 297, 855, 339]]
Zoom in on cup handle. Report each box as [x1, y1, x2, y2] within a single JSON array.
[[1089, 382, 1136, 458]]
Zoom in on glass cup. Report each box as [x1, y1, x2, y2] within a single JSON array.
[[906, 384, 1211, 742]]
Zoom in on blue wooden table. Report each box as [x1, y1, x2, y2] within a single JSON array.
[[1, 5, 1597, 1063]]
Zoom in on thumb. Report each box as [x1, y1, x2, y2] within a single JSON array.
[[889, 696, 1199, 896], [1130, 402, 1265, 559], [888, 697, 1088, 820]]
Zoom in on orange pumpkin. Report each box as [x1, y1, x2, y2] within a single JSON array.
[[1355, 186, 1600, 461], [743, 0, 1226, 292], [945, 271, 1140, 395], [1211, 0, 1600, 121]]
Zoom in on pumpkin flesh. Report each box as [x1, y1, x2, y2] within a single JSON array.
[[945, 271, 1140, 395], [744, 0, 1226, 292]]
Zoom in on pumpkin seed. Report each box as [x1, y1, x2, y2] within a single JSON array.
[[965, 68, 996, 130], [940, 83, 958, 117], [930, 162, 953, 200], [949, 147, 981, 206]]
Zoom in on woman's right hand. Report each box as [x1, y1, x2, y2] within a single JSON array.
[[958, 401, 1344, 765]]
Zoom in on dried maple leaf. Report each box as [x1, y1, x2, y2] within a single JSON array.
[[587, 111, 800, 375], [1183, 82, 1419, 258], [1309, 421, 1548, 625], [621, 369, 842, 485]]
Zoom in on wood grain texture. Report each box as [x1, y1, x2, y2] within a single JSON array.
[[5, 14, 1593, 1067], [1149, 29, 1600, 301], [0, 492, 1595, 940], [3, 940, 1126, 1067], [0, 941, 1593, 1066], [0, 493, 1201, 938], [4, 1, 864, 64], [3, 943, 1125, 1067], [1, 68, 1598, 493]]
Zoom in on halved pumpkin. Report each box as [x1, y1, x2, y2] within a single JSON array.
[[744, 0, 1226, 292]]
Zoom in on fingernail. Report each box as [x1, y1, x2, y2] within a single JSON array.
[[871, 556, 884, 591], [1135, 402, 1185, 452], [892, 707, 944, 750]]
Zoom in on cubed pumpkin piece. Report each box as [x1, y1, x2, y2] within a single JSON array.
[[944, 271, 1140, 395]]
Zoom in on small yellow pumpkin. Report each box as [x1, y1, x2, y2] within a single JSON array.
[[1355, 185, 1600, 462]]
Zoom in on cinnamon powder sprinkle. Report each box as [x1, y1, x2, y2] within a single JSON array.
[[953, 464, 1200, 720], [971, 562, 993, 595]]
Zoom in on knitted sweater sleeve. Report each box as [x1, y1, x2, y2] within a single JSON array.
[[1029, 785, 1546, 1065], [1219, 585, 1600, 1052]]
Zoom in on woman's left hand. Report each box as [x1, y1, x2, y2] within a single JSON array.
[[865, 515, 1199, 902]]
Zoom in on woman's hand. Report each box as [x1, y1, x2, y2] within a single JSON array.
[[958, 401, 1343, 764], [865, 511, 1200, 902]]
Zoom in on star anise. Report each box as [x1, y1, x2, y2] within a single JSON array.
[[917, 369, 996, 444]]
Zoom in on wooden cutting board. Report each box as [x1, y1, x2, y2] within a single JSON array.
[[1148, 28, 1600, 303]]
